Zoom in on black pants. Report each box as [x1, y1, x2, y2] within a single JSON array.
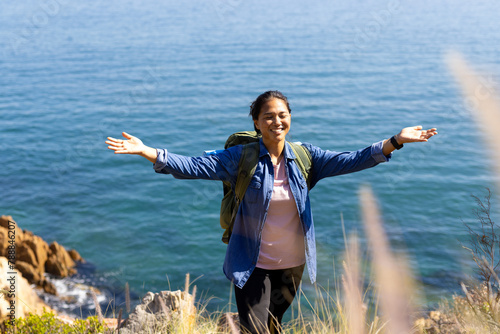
[[234, 264, 305, 334]]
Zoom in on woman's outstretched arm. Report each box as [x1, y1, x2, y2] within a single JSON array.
[[382, 125, 438, 156], [106, 132, 239, 182], [105, 132, 158, 163]]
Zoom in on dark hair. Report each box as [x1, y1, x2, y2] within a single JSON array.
[[249, 90, 291, 134]]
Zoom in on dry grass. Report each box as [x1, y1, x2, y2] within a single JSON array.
[[360, 185, 415, 334], [447, 52, 500, 189]]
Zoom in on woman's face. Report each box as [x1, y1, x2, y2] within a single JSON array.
[[254, 98, 291, 146]]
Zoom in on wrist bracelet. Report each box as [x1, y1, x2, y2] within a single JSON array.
[[390, 136, 404, 150]]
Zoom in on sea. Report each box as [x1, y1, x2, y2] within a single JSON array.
[[1, 0, 500, 319]]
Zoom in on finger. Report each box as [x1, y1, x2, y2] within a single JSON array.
[[108, 143, 126, 149], [108, 145, 121, 151], [122, 132, 132, 139], [106, 137, 121, 143], [114, 148, 132, 154], [106, 140, 124, 148], [422, 132, 436, 139], [414, 125, 423, 130]]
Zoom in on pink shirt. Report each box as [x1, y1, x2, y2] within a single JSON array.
[[256, 158, 306, 269]]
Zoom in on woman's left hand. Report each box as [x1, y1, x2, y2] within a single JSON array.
[[396, 125, 438, 144], [382, 125, 437, 155]]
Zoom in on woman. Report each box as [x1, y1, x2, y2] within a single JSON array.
[[106, 90, 437, 333]]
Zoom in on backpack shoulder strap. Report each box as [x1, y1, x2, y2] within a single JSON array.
[[288, 142, 312, 189], [234, 142, 260, 202], [220, 141, 260, 244]]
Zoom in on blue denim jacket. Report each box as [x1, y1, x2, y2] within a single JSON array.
[[154, 138, 390, 288]]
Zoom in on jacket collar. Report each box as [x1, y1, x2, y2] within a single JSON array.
[[258, 138, 297, 160]]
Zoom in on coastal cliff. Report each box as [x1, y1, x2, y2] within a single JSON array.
[[0, 215, 84, 324], [0, 215, 84, 296]]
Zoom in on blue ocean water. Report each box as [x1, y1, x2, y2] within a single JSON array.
[[1, 0, 500, 316]]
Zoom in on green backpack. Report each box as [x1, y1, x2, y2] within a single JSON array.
[[220, 131, 312, 244]]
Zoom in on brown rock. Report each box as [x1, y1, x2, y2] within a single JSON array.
[[41, 279, 58, 295], [60, 295, 77, 303], [0, 215, 23, 242], [17, 243, 39, 268], [44, 241, 78, 278], [9, 231, 51, 283], [68, 249, 85, 263], [0, 215, 14, 229], [119, 290, 196, 334], [45, 254, 70, 277], [0, 228, 9, 257], [14, 260, 42, 283], [0, 216, 24, 256], [49, 241, 76, 269], [23, 233, 50, 271]]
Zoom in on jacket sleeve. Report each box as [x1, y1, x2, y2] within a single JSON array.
[[303, 140, 391, 188], [153, 146, 240, 183]]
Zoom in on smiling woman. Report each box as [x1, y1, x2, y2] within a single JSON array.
[[251, 92, 292, 165], [105, 90, 437, 334]]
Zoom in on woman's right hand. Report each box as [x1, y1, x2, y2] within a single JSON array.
[[106, 132, 158, 163], [106, 132, 146, 155]]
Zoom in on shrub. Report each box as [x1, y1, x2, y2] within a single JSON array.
[[3, 311, 110, 334]]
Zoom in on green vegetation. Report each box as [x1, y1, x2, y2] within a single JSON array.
[[2, 311, 109, 334]]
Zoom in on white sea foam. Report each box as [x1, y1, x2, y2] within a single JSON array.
[[36, 275, 110, 317]]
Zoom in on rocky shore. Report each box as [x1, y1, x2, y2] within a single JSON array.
[[0, 215, 208, 333], [0, 215, 85, 323], [0, 215, 84, 295]]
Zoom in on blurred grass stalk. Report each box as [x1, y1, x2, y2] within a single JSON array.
[[360, 185, 414, 334], [447, 51, 500, 190], [342, 232, 365, 334]]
